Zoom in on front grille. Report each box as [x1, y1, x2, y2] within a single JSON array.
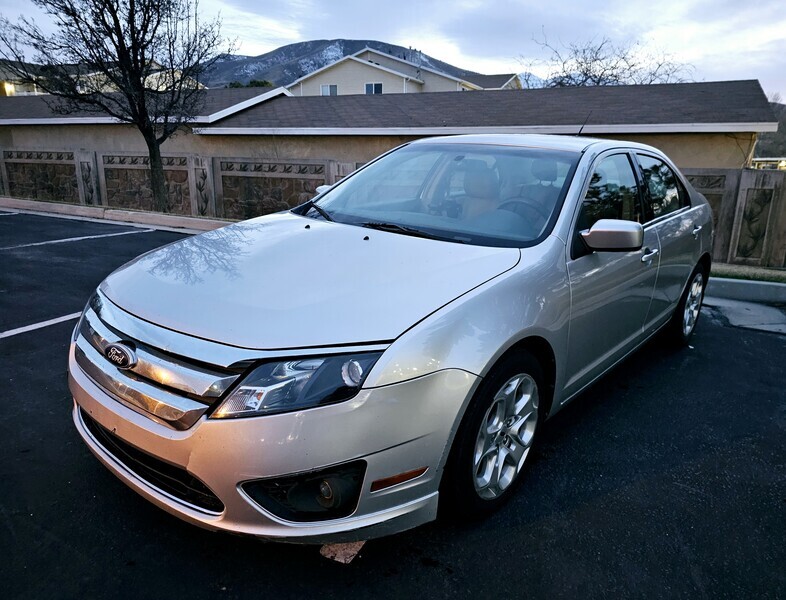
[[80, 408, 225, 513], [75, 301, 240, 430]]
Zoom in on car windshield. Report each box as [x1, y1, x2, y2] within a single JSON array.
[[300, 143, 580, 247]]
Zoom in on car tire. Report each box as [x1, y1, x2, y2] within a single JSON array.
[[667, 264, 707, 346], [440, 350, 544, 519]]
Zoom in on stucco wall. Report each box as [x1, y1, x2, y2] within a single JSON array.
[[288, 59, 420, 96], [595, 133, 757, 170], [287, 52, 467, 96], [0, 124, 758, 170], [1, 124, 419, 163]]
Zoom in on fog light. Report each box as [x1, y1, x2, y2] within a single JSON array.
[[319, 480, 334, 505], [241, 461, 366, 522]]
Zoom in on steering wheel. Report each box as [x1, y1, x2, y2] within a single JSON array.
[[497, 199, 551, 222]]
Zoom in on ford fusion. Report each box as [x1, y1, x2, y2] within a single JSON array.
[[69, 134, 712, 542]]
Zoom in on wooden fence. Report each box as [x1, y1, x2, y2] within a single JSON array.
[[684, 168, 786, 268]]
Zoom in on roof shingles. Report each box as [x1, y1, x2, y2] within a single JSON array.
[[208, 80, 774, 129], [0, 87, 274, 121], [0, 80, 775, 131]]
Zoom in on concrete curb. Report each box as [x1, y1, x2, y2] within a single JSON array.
[[0, 196, 232, 232], [707, 277, 786, 304]]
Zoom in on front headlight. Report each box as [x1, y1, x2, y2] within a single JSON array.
[[212, 352, 382, 419]]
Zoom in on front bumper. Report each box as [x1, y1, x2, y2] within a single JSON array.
[[69, 344, 478, 543]]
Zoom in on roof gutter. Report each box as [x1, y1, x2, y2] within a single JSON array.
[[192, 122, 779, 136]]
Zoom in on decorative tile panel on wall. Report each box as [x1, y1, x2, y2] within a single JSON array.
[[729, 169, 786, 267], [1, 150, 79, 203], [98, 153, 191, 215], [735, 188, 773, 260], [213, 158, 327, 220]]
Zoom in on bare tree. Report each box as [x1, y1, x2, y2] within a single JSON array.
[[520, 34, 692, 88], [0, 0, 233, 211]]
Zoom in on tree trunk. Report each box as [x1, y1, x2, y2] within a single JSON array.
[[142, 132, 169, 213]]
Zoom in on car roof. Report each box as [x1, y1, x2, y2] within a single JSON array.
[[410, 133, 663, 156]]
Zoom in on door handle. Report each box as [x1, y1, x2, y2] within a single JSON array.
[[641, 248, 659, 263], [692, 224, 703, 238]]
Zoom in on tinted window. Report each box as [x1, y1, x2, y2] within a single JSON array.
[[637, 154, 689, 219], [578, 154, 641, 231]]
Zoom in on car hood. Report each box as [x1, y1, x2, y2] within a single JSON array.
[[100, 213, 520, 350]]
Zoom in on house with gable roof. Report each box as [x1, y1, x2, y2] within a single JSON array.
[[287, 47, 519, 96]]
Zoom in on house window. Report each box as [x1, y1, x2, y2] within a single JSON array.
[[365, 83, 383, 95], [320, 84, 337, 96]]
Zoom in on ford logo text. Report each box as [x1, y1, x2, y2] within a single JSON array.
[[104, 343, 137, 369]]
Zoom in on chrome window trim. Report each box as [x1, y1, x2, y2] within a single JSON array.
[[641, 205, 694, 230], [74, 339, 209, 430]]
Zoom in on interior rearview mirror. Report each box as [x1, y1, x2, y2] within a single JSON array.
[[580, 219, 643, 251]]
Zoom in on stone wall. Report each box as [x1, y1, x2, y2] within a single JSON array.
[[2, 151, 79, 203], [215, 158, 327, 220], [0, 147, 343, 222], [100, 154, 192, 214]]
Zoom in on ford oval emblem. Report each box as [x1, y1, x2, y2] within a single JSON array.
[[104, 343, 137, 369]]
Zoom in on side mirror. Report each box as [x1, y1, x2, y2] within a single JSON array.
[[315, 184, 332, 196], [581, 219, 643, 251]]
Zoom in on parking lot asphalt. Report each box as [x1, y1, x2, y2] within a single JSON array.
[[1, 211, 784, 599]]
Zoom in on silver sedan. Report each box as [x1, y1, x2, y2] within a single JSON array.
[[69, 134, 713, 542]]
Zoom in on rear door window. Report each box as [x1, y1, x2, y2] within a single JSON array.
[[636, 154, 690, 220]]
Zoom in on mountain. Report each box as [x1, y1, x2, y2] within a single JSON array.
[[202, 39, 503, 89]]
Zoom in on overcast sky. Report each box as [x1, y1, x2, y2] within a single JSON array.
[[4, 0, 785, 98]]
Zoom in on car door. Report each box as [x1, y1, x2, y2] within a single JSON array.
[[563, 152, 660, 398], [634, 153, 702, 333]]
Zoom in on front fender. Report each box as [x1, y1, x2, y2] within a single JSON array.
[[364, 236, 571, 416]]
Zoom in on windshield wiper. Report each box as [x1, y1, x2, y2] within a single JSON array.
[[299, 199, 333, 222], [360, 221, 462, 243]]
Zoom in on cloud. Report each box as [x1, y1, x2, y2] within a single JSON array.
[[3, 0, 783, 96]]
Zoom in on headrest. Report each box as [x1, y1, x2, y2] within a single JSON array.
[[462, 161, 499, 200], [531, 159, 558, 183]]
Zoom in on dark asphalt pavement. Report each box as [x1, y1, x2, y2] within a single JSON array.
[[1, 211, 784, 599]]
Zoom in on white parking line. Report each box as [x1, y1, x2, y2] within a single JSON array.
[[0, 212, 19, 216], [0, 312, 81, 339], [0, 228, 154, 250]]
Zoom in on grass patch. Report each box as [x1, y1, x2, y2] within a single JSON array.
[[711, 263, 786, 284]]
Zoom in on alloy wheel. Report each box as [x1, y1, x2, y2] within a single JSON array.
[[473, 373, 539, 499], [683, 272, 704, 337]]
